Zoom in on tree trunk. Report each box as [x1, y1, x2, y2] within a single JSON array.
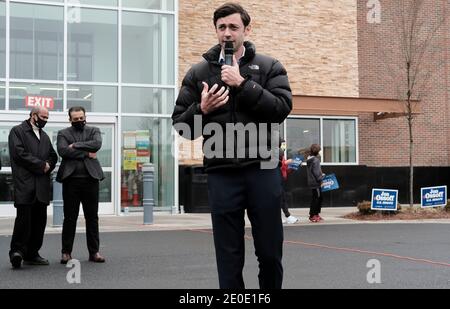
[[408, 114, 414, 207]]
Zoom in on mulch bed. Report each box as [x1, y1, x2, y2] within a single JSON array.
[[343, 208, 450, 221]]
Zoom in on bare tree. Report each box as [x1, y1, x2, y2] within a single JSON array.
[[368, 0, 447, 207]]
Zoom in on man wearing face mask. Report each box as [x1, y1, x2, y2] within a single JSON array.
[[56, 106, 105, 264], [8, 106, 58, 269]]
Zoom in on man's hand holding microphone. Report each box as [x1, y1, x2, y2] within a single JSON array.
[[200, 42, 244, 115]]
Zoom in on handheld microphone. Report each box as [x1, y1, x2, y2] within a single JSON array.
[[224, 41, 234, 66]]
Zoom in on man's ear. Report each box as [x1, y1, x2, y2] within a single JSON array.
[[244, 25, 252, 37]]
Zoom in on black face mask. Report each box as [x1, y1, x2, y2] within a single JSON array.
[[72, 120, 86, 131], [34, 115, 47, 129]]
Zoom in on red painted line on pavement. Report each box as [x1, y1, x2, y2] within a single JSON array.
[[284, 240, 450, 268], [189, 229, 450, 268]]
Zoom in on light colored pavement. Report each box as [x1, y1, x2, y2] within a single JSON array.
[[1, 207, 450, 236]]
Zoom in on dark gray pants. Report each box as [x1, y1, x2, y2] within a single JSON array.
[[208, 166, 284, 289]]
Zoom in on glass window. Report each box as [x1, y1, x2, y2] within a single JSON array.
[[10, 3, 64, 80], [79, 0, 118, 7], [99, 172, 112, 203], [94, 124, 113, 168], [0, 125, 10, 168], [68, 85, 117, 113], [0, 123, 112, 204], [122, 12, 174, 85], [47, 123, 112, 204], [68, 8, 118, 82], [286, 118, 320, 159], [0, 83, 4, 109], [121, 117, 174, 211], [0, 1, 5, 78], [0, 174, 14, 204], [123, 0, 174, 11], [95, 124, 113, 203], [9, 82, 63, 111], [323, 119, 357, 163], [0, 123, 62, 204], [122, 87, 173, 114]]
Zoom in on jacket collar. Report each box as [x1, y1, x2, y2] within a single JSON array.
[[21, 120, 35, 132], [203, 41, 256, 66]]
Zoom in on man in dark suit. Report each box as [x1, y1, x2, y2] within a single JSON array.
[[8, 106, 58, 269], [56, 106, 105, 264]]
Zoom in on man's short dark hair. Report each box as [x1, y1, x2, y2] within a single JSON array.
[[68, 106, 86, 119], [213, 3, 251, 27]]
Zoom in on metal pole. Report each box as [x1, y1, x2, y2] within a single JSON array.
[[142, 163, 155, 225], [52, 164, 64, 227]]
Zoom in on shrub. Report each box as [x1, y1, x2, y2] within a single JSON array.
[[357, 201, 375, 215], [445, 200, 450, 212], [357, 201, 402, 216]]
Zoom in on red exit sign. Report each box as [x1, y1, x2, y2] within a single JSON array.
[[25, 96, 55, 110]]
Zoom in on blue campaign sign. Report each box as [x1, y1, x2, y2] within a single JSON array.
[[321, 174, 339, 192], [371, 189, 398, 211], [421, 186, 447, 208], [288, 155, 304, 171]]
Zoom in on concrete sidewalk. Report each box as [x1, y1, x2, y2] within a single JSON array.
[[1, 207, 450, 236]]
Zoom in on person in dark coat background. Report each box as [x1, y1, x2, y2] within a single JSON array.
[[306, 144, 325, 223], [57, 106, 105, 264], [8, 106, 58, 269]]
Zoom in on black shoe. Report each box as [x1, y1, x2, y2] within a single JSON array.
[[23, 255, 49, 266], [89, 253, 106, 263], [60, 253, 72, 265], [10, 252, 23, 269]]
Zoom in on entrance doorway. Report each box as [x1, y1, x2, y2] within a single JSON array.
[[0, 114, 116, 217]]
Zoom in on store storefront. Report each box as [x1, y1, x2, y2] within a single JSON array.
[[0, 0, 177, 216]]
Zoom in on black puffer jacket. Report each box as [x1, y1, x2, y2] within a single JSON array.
[[172, 41, 292, 171]]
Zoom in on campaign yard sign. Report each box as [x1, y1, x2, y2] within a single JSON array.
[[321, 174, 339, 192], [421, 186, 447, 208], [288, 155, 304, 171], [371, 189, 398, 211]]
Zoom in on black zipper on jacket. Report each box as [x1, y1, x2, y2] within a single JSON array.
[[229, 88, 239, 164]]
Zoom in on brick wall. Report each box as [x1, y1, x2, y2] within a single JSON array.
[[357, 0, 450, 167], [177, 1, 450, 168], [177, 0, 359, 164], [178, 0, 358, 96]]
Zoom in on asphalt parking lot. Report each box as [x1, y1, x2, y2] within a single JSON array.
[[1, 223, 450, 289]]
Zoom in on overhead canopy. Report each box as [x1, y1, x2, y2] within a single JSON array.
[[292, 95, 421, 120]]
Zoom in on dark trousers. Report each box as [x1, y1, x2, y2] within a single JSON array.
[[62, 178, 100, 256], [10, 202, 48, 259], [309, 188, 323, 216], [208, 166, 284, 289]]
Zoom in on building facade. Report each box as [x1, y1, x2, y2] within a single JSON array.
[[177, 0, 450, 209], [0, 0, 177, 217], [0, 0, 449, 217]]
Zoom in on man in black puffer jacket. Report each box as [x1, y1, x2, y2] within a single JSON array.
[[172, 3, 292, 289]]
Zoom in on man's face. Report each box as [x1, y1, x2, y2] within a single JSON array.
[[36, 109, 49, 122], [70, 110, 86, 123], [215, 13, 250, 52]]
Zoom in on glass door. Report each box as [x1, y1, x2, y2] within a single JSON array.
[[0, 120, 115, 216]]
